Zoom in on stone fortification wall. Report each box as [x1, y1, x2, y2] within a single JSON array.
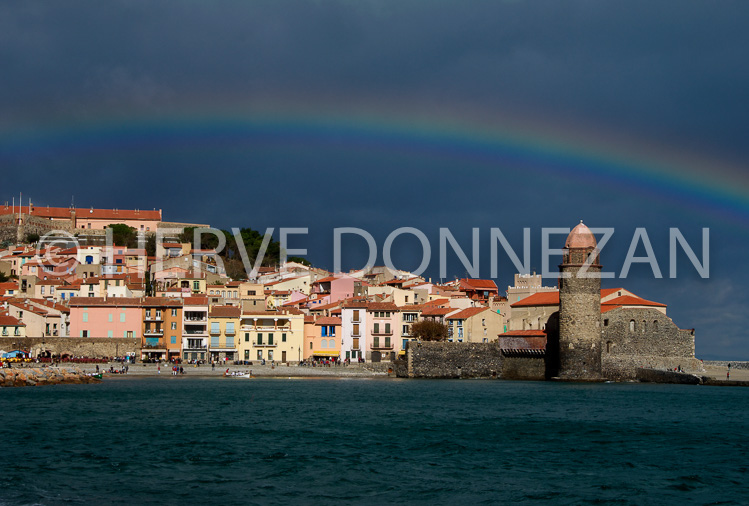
[[399, 341, 503, 378], [501, 355, 546, 380], [703, 361, 749, 370], [601, 308, 701, 380], [3, 337, 140, 359], [0, 214, 74, 243], [0, 214, 19, 243]]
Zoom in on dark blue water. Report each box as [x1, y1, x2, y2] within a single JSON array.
[[2, 378, 748, 505]]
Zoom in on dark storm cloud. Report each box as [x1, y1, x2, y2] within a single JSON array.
[[1, 1, 749, 357]]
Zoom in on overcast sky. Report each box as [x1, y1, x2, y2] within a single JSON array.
[[2, 1, 749, 359]]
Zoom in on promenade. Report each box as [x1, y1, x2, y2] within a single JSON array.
[[86, 361, 392, 378]]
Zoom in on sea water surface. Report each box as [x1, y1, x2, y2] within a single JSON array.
[[2, 378, 748, 505]]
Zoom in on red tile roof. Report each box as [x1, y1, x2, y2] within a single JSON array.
[[511, 292, 560, 307], [0, 206, 161, 221], [183, 296, 209, 305], [447, 307, 489, 320], [68, 297, 141, 307], [315, 317, 342, 326], [209, 305, 241, 318], [0, 315, 24, 326], [498, 329, 547, 337], [459, 279, 499, 291]]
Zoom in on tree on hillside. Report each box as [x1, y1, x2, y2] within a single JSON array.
[[410, 320, 449, 342], [108, 224, 138, 248], [24, 233, 40, 244]]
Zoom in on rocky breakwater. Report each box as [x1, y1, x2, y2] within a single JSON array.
[[0, 367, 101, 387]]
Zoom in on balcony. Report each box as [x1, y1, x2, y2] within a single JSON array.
[[144, 329, 164, 336], [143, 341, 165, 349], [240, 325, 291, 332], [184, 330, 208, 336], [145, 315, 163, 321], [225, 329, 236, 336], [254, 342, 277, 347], [183, 344, 208, 350], [372, 330, 393, 336], [209, 329, 221, 336], [184, 317, 206, 322], [371, 345, 394, 351]]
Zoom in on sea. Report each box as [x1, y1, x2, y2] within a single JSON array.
[[2, 378, 748, 505]]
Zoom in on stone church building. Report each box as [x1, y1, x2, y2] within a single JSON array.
[[507, 221, 701, 381]]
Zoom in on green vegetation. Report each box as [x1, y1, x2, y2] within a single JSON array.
[[410, 320, 450, 341], [24, 233, 40, 244], [178, 227, 286, 280]]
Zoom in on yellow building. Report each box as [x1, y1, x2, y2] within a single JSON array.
[[208, 305, 241, 363], [238, 308, 305, 363]]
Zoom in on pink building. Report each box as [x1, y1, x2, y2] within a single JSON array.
[[69, 297, 142, 339], [0, 205, 162, 231], [311, 274, 364, 304], [365, 302, 400, 361]]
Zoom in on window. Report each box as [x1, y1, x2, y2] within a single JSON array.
[[374, 323, 380, 334], [82, 330, 89, 337], [226, 322, 235, 335], [210, 322, 220, 334], [248, 290, 256, 296], [120, 313, 126, 323], [193, 281, 199, 291], [282, 333, 286, 342], [329, 326, 335, 337], [604, 319, 609, 327], [268, 350, 274, 360], [245, 332, 250, 342], [353, 324, 360, 336], [107, 330, 112, 338], [373, 336, 380, 348], [403, 325, 409, 335], [310, 342, 313, 350], [171, 336, 177, 344], [353, 338, 359, 349], [171, 322, 177, 330], [156, 310, 162, 319], [321, 339, 327, 349], [82, 312, 88, 323], [257, 333, 263, 345], [268, 333, 274, 345], [482, 319, 486, 326], [321, 326, 328, 337], [353, 310, 360, 322], [629, 320, 635, 333], [244, 350, 249, 360], [108, 313, 113, 322], [385, 323, 390, 334], [172, 309, 177, 317], [126, 331, 134, 338]]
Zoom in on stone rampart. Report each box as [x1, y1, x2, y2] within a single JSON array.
[[601, 308, 701, 380], [399, 341, 503, 379], [2, 337, 140, 359], [501, 355, 546, 380]]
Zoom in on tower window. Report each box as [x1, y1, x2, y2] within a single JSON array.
[[629, 320, 635, 333]]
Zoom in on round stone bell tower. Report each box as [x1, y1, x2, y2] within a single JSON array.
[[558, 221, 602, 381]]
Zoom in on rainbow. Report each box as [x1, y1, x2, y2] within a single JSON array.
[[1, 101, 747, 226]]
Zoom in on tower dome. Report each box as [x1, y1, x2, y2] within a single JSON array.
[[565, 221, 596, 249]]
